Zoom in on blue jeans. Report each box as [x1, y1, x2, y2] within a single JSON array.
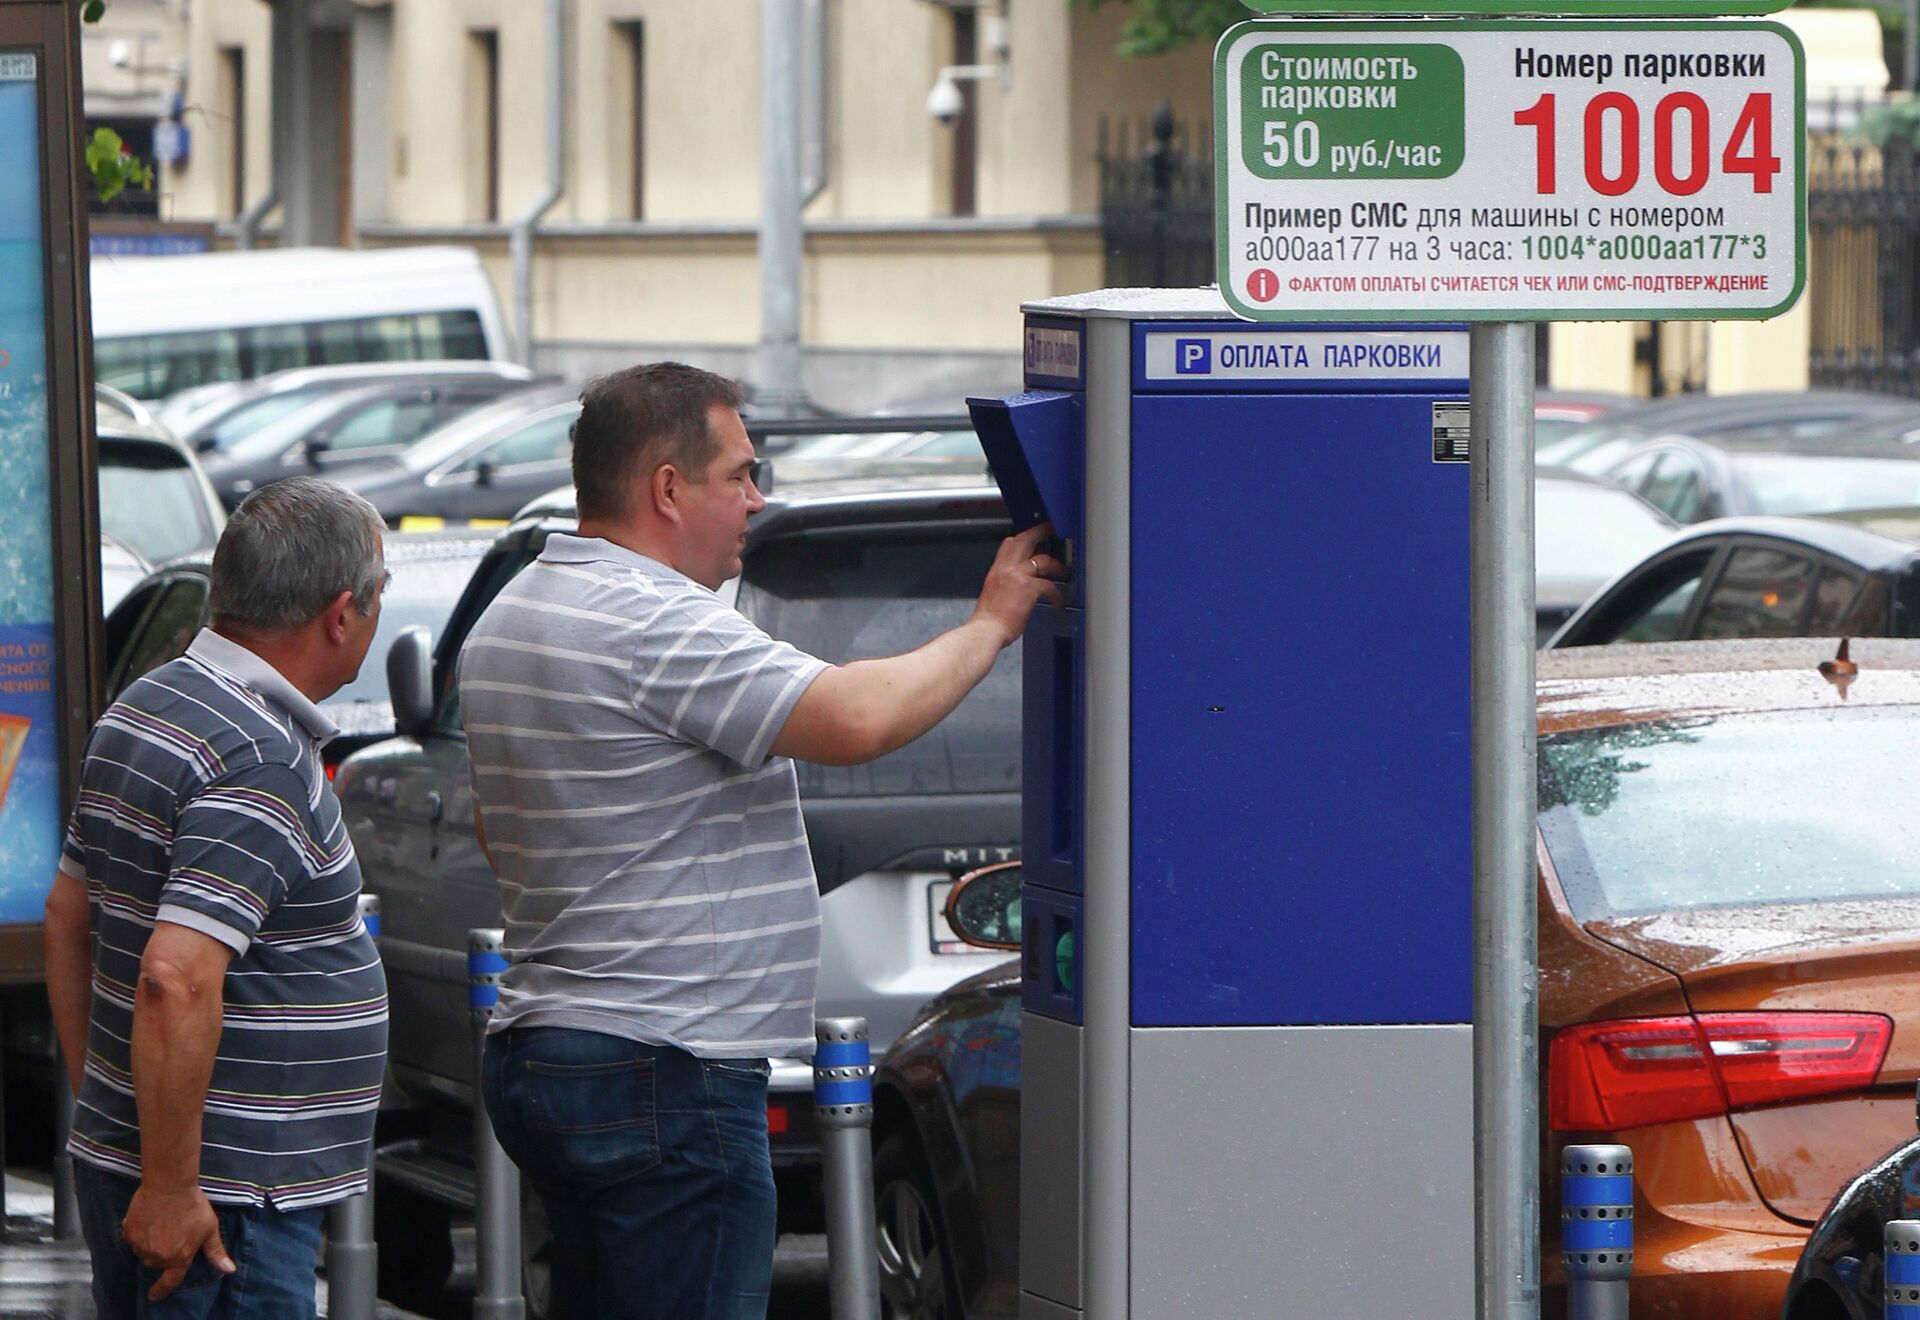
[[74, 1162, 324, 1320], [483, 1027, 777, 1320]]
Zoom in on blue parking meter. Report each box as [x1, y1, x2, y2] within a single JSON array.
[[971, 290, 1476, 1317]]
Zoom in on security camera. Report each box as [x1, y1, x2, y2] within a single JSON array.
[[926, 75, 964, 126]]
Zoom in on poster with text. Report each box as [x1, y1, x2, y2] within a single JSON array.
[[0, 55, 67, 923]]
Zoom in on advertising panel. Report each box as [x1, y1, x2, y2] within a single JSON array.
[[0, 53, 65, 924]]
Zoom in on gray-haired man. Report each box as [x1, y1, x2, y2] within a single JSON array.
[[43, 477, 391, 1319]]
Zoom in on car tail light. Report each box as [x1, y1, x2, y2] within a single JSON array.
[[766, 1101, 789, 1136], [1549, 1011, 1891, 1131]]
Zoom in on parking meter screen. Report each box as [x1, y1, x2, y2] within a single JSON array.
[[1540, 709, 1920, 917], [0, 55, 64, 923]]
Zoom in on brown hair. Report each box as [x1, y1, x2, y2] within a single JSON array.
[[570, 362, 745, 521]]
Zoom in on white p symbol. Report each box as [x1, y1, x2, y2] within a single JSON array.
[[1181, 343, 1206, 370]]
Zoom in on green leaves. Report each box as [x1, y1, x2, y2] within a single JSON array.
[[1074, 0, 1245, 57], [85, 127, 153, 204], [80, 0, 105, 23]]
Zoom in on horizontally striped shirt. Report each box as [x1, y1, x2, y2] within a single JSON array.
[[457, 534, 828, 1059], [63, 630, 387, 1210]]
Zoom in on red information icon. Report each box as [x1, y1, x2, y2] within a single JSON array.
[[1245, 268, 1279, 303]]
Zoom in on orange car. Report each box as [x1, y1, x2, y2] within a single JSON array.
[[1537, 638, 1920, 1317], [875, 637, 1920, 1320]]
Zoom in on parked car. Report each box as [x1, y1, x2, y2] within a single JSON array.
[[337, 401, 976, 525], [1592, 429, 1920, 527], [874, 638, 1920, 1319], [99, 536, 151, 614], [1536, 391, 1920, 478], [1533, 390, 1640, 447], [101, 531, 491, 767], [1547, 511, 1920, 648], [779, 423, 981, 462], [1778, 1122, 1920, 1319], [97, 414, 226, 567], [336, 459, 1023, 1308], [330, 383, 584, 525], [198, 376, 534, 510], [162, 359, 537, 458], [1533, 474, 1674, 643]]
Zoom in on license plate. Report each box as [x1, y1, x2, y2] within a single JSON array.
[[927, 880, 970, 955]]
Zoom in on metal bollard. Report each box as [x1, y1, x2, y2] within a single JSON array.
[[469, 928, 524, 1320], [325, 895, 381, 1320], [815, 1017, 880, 1320], [52, 1063, 78, 1240], [1887, 1220, 1920, 1318], [1562, 1144, 1633, 1320]]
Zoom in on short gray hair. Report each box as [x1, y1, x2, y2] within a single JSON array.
[[210, 478, 387, 632]]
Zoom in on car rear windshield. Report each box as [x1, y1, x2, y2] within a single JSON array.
[[735, 524, 1019, 798], [1735, 453, 1920, 516], [1538, 706, 1920, 918], [98, 442, 218, 563], [330, 544, 489, 709]]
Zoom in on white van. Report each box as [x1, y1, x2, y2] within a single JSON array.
[[90, 246, 511, 399]]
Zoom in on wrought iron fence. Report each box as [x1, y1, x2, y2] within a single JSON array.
[[1097, 104, 1214, 288], [1807, 91, 1920, 393]]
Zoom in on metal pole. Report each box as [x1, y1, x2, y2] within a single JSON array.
[[510, 0, 567, 369], [814, 1017, 879, 1320], [51, 1064, 77, 1239], [469, 928, 524, 1320], [1470, 322, 1540, 1320], [325, 895, 381, 1320], [1906, 0, 1918, 95], [1561, 1145, 1631, 1320], [754, 0, 808, 411]]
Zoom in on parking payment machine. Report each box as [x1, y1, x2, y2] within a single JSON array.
[[971, 289, 1478, 1317]]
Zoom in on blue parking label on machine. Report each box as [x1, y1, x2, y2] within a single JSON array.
[[1141, 329, 1469, 386]]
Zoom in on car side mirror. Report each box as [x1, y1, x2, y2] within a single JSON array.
[[387, 626, 434, 739], [303, 436, 329, 466], [474, 458, 497, 487], [944, 860, 1022, 951]]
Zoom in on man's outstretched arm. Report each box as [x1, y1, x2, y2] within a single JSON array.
[[771, 522, 1065, 767]]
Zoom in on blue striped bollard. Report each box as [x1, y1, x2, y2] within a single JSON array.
[[325, 895, 381, 1320], [469, 929, 524, 1320], [1886, 1220, 1920, 1318], [815, 1017, 880, 1320], [1563, 1144, 1633, 1320]]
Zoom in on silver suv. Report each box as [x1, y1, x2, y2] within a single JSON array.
[[336, 456, 1020, 1306]]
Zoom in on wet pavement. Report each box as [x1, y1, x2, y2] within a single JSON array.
[[0, 1169, 834, 1319], [0, 1169, 426, 1320]]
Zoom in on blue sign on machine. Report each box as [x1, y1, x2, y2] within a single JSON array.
[[970, 290, 1478, 1318]]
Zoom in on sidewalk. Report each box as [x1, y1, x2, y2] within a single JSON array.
[[0, 1170, 424, 1320]]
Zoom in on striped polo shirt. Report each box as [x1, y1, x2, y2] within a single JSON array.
[[63, 630, 387, 1210], [457, 534, 828, 1059]]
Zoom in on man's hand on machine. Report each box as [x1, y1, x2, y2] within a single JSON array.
[[973, 523, 1068, 646]]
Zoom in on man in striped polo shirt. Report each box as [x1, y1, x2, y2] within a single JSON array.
[[43, 478, 390, 1319], [462, 362, 1061, 1318]]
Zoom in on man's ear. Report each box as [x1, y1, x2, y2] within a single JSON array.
[[322, 589, 357, 644], [650, 463, 684, 525]]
